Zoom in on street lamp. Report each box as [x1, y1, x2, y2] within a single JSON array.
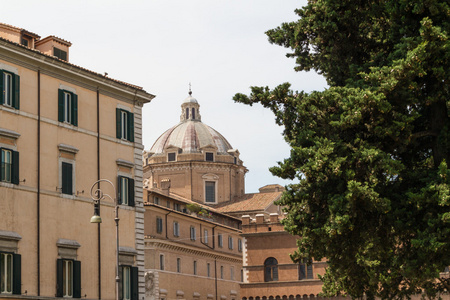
[[90, 179, 120, 300]]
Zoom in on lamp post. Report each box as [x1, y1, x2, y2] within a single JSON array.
[[90, 179, 120, 300]]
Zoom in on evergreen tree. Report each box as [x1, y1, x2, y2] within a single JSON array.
[[234, 1, 450, 298]]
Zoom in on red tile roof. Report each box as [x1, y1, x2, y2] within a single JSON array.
[[216, 191, 282, 214]]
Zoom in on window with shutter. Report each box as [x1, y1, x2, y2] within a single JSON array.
[[1, 70, 20, 110], [61, 162, 73, 195], [58, 89, 78, 126], [56, 259, 81, 298], [116, 108, 134, 142]]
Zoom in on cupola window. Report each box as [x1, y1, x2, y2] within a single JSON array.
[[186, 108, 189, 119], [191, 108, 195, 120]]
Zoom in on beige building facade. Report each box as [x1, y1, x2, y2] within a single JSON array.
[[0, 23, 153, 300]]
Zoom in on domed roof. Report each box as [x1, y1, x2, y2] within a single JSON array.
[[150, 92, 234, 155]]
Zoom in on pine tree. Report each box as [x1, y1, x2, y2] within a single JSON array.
[[234, 1, 450, 298]]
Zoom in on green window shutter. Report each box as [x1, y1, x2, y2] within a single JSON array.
[[118, 265, 123, 300], [13, 74, 20, 109], [12, 254, 21, 295], [117, 176, 123, 205], [131, 266, 138, 300], [0, 70, 4, 105], [116, 108, 122, 139], [128, 178, 135, 207], [0, 147, 4, 182], [56, 259, 63, 297], [72, 93, 78, 126], [62, 162, 73, 195], [128, 112, 134, 142], [73, 260, 81, 298], [58, 89, 64, 122], [11, 150, 19, 185]]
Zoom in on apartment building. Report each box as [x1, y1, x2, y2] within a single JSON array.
[[0, 23, 153, 300]]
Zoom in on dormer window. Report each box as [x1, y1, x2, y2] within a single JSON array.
[[54, 47, 67, 61], [168, 152, 176, 162], [205, 152, 214, 162]]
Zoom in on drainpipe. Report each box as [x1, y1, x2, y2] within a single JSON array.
[[215, 258, 218, 300], [96, 88, 101, 300], [37, 70, 41, 296], [165, 211, 172, 239]]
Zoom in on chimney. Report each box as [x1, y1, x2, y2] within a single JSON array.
[[160, 178, 171, 195]]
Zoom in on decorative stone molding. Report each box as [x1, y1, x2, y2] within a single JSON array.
[[58, 143, 79, 154], [116, 158, 134, 168], [0, 128, 20, 139], [0, 230, 21, 252], [119, 246, 137, 265], [57, 238, 80, 259]]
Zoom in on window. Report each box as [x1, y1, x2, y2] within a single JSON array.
[[193, 261, 197, 275], [185, 108, 189, 119], [54, 48, 68, 61], [56, 259, 81, 298], [1, 70, 20, 109], [154, 197, 160, 205], [228, 236, 234, 250], [1, 148, 19, 184], [177, 258, 181, 273], [230, 267, 234, 280], [156, 217, 163, 234], [168, 152, 176, 162], [61, 162, 73, 195], [220, 266, 224, 279], [205, 181, 216, 203], [264, 257, 278, 282], [218, 233, 223, 248], [119, 265, 138, 300], [190, 226, 196, 241], [238, 239, 242, 252], [21, 38, 28, 46], [174, 203, 180, 211], [159, 255, 164, 270], [0, 252, 21, 294], [116, 108, 134, 142], [166, 201, 171, 209], [191, 108, 195, 119], [205, 152, 214, 162], [173, 222, 179, 237], [207, 263, 210, 277], [298, 263, 313, 280], [204, 229, 208, 244], [234, 157, 237, 164], [58, 89, 78, 126], [118, 176, 135, 206]]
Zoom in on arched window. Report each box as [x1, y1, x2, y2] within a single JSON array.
[[264, 257, 278, 282], [186, 107, 189, 119], [192, 108, 195, 119]]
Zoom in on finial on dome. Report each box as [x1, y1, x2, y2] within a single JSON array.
[[189, 82, 192, 96]]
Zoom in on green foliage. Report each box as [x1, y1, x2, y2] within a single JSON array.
[[186, 203, 202, 213], [234, 0, 450, 299]]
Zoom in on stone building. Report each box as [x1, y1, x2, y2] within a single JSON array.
[[143, 92, 245, 300], [0, 23, 153, 300], [240, 214, 326, 300]]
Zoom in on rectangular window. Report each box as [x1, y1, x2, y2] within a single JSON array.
[[159, 255, 164, 270], [205, 181, 216, 203], [298, 263, 313, 280], [116, 108, 134, 142], [190, 226, 196, 241], [154, 197, 160, 205], [56, 259, 81, 298], [218, 233, 223, 248], [61, 162, 73, 195], [54, 47, 68, 61], [156, 217, 163, 234], [168, 152, 176, 162], [205, 152, 214, 162], [174, 203, 180, 211], [58, 89, 77, 126], [1, 70, 20, 109], [220, 266, 224, 279], [21, 38, 28, 46], [207, 263, 210, 278], [204, 229, 208, 244], [177, 258, 181, 273], [166, 201, 171, 209], [119, 265, 138, 300], [238, 239, 242, 252], [0, 252, 21, 295], [228, 236, 233, 250], [1, 148, 19, 184], [230, 267, 234, 280], [118, 176, 135, 206], [193, 261, 197, 275], [173, 222, 179, 237]]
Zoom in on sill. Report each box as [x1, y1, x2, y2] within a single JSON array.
[[58, 122, 78, 130]]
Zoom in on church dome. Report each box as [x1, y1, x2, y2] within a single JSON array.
[[149, 92, 233, 155]]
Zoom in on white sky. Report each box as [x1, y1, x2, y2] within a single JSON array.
[[3, 1, 327, 193]]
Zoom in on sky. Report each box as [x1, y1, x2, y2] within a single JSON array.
[[3, 1, 327, 193]]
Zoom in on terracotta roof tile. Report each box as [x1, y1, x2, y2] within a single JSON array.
[[215, 192, 282, 213]]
